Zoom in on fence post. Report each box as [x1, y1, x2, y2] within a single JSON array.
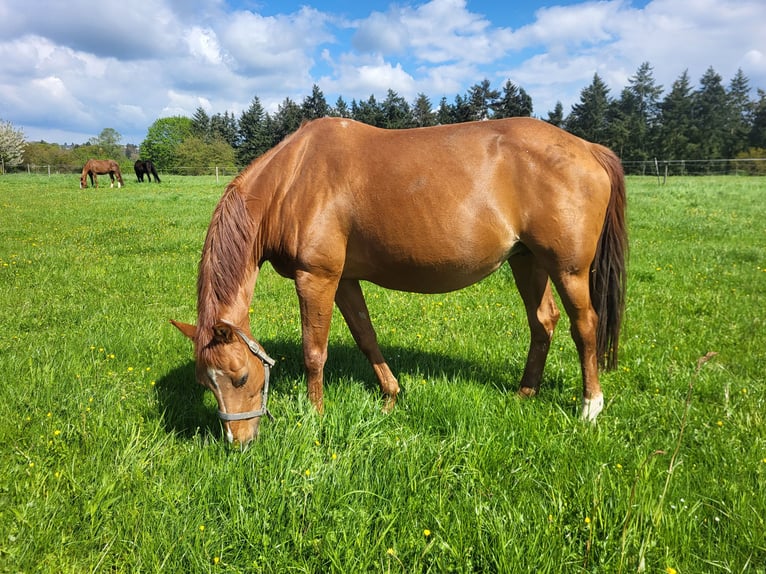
[[216, 166, 219, 184]]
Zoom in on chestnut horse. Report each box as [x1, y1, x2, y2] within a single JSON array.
[[80, 159, 124, 188], [172, 117, 627, 447]]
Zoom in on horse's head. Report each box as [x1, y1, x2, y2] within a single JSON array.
[[80, 173, 88, 188], [171, 319, 275, 448]]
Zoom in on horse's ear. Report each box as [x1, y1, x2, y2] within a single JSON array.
[[211, 322, 236, 344], [171, 319, 197, 341]]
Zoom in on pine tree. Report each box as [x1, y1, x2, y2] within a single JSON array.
[[493, 80, 533, 118], [725, 68, 752, 157], [412, 93, 436, 127], [381, 89, 414, 129], [301, 84, 330, 120], [546, 102, 564, 127], [749, 89, 766, 149], [272, 97, 303, 142], [353, 95, 384, 126], [332, 96, 350, 118], [436, 97, 453, 125], [191, 107, 211, 140], [565, 73, 612, 144], [238, 97, 271, 165], [467, 79, 500, 121], [658, 70, 694, 161], [691, 66, 729, 161], [210, 112, 239, 148], [611, 62, 663, 161]]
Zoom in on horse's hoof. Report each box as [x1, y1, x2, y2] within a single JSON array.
[[382, 393, 397, 413], [517, 386, 538, 399], [580, 394, 604, 422]]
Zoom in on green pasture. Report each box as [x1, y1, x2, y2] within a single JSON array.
[[0, 173, 764, 573]]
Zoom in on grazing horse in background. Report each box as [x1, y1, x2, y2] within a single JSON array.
[[172, 117, 628, 447], [80, 159, 124, 188], [134, 160, 161, 183]]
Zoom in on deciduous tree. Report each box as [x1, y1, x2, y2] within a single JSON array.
[[0, 119, 26, 173]]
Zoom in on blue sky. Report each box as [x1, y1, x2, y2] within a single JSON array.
[[0, 0, 763, 144]]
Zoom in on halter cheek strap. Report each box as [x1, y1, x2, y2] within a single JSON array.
[[216, 325, 277, 422]]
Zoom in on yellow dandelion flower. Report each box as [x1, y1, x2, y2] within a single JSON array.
[[716, 420, 723, 427], [584, 517, 591, 525], [53, 429, 61, 436], [331, 453, 337, 460], [199, 525, 205, 532], [213, 556, 220, 565], [423, 529, 431, 538], [305, 469, 311, 477], [386, 548, 395, 556], [665, 568, 677, 574]]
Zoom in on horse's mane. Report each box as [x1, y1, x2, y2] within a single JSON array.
[[196, 183, 257, 353], [194, 124, 313, 353]]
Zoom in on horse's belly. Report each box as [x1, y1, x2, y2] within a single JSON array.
[[343, 237, 515, 293]]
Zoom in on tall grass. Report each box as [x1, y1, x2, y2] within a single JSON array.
[[0, 174, 764, 573]]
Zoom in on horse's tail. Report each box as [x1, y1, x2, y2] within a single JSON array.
[[589, 145, 628, 370]]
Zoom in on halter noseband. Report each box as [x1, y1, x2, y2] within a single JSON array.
[[216, 324, 277, 423]]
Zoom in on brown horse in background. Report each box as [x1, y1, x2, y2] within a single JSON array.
[[172, 117, 628, 447], [80, 159, 124, 188]]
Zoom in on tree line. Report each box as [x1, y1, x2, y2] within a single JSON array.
[[16, 62, 766, 176]]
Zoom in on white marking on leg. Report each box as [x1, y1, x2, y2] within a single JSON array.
[[581, 393, 604, 422]]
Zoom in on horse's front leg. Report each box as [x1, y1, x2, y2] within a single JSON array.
[[335, 279, 400, 411], [109, 173, 115, 188], [294, 270, 340, 413]]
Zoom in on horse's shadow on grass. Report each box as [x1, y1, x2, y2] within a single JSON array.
[[156, 338, 569, 439]]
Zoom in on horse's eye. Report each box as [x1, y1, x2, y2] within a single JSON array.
[[233, 373, 249, 388]]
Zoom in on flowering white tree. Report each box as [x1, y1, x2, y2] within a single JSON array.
[[0, 120, 26, 174]]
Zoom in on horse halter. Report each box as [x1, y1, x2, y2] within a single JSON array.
[[216, 324, 277, 423]]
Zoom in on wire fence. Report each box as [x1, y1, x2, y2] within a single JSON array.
[[4, 164, 241, 178], [621, 158, 766, 177], [5, 158, 766, 179]]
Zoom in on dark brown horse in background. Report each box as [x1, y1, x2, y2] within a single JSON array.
[[172, 117, 628, 447], [80, 159, 124, 188], [134, 160, 161, 183]]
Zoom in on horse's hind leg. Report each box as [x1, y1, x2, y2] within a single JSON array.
[[335, 279, 400, 411], [551, 270, 603, 421], [508, 252, 560, 397]]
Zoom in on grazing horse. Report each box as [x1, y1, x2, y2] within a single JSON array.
[[80, 159, 124, 188], [134, 159, 161, 183], [172, 117, 628, 447]]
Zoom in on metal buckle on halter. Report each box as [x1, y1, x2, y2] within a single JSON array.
[[216, 324, 276, 423]]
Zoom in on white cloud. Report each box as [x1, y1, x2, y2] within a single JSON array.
[[186, 27, 225, 65]]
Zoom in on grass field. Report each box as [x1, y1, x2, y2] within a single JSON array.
[[0, 173, 764, 573]]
